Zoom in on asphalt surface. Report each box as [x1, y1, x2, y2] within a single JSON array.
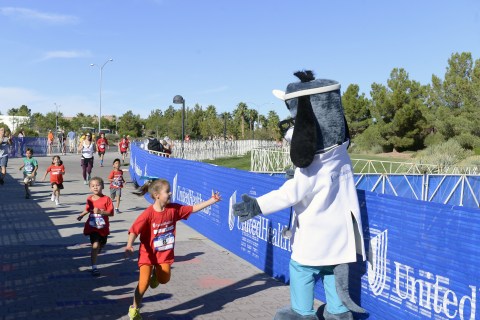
[[0, 151, 322, 320]]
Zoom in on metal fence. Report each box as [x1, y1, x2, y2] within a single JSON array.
[[250, 147, 480, 175], [166, 139, 280, 161]]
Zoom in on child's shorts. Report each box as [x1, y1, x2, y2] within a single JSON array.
[[110, 188, 122, 198], [0, 156, 8, 167], [23, 175, 35, 185], [89, 232, 108, 246], [51, 182, 64, 189]]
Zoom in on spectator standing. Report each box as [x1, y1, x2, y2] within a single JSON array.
[[58, 130, 65, 155], [145, 130, 163, 153], [17, 130, 25, 157], [0, 127, 12, 185], [67, 130, 76, 153], [162, 137, 172, 158], [47, 130, 54, 155]]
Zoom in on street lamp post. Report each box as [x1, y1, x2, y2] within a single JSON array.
[[54, 102, 60, 138], [173, 95, 185, 158], [90, 59, 113, 134]]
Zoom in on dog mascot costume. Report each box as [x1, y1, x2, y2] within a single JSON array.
[[233, 71, 366, 320]]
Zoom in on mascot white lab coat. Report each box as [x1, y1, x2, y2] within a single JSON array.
[[234, 70, 366, 320]]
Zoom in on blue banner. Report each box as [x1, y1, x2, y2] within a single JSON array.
[[130, 145, 479, 319]]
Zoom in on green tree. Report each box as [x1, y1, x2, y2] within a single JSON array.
[[70, 113, 95, 131], [266, 110, 282, 141], [8, 105, 31, 117], [342, 84, 371, 138], [118, 110, 143, 137], [366, 68, 428, 151], [233, 102, 248, 139]]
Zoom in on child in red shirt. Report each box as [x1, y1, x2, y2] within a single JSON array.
[[108, 158, 124, 213], [77, 177, 114, 276], [125, 179, 221, 320], [118, 135, 130, 164], [96, 133, 109, 167], [41, 155, 65, 206]]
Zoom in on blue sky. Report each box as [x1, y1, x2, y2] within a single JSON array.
[[1, 0, 479, 120]]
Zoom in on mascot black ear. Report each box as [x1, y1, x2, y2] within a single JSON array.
[[291, 95, 317, 168]]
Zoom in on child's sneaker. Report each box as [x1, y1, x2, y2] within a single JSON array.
[[84, 180, 88, 185], [51, 194, 55, 201], [115, 208, 121, 214], [55, 198, 60, 206], [128, 306, 142, 320], [25, 193, 30, 199], [92, 268, 100, 277], [149, 272, 159, 289]]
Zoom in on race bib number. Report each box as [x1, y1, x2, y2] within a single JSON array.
[[89, 213, 106, 229], [122, 144, 127, 149], [25, 163, 34, 173], [153, 232, 174, 251]]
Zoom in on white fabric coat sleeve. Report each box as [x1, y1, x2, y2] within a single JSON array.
[[256, 168, 313, 215]]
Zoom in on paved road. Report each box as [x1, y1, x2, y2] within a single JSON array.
[[0, 151, 322, 320]]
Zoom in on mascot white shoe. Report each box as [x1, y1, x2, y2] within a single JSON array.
[[234, 71, 367, 320]]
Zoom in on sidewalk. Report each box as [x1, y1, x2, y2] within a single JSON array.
[[0, 152, 305, 320]]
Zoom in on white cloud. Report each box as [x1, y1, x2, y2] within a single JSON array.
[[40, 50, 92, 61], [0, 7, 79, 24], [0, 87, 97, 117]]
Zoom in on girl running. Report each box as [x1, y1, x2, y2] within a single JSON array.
[[124, 179, 221, 320], [42, 155, 65, 206]]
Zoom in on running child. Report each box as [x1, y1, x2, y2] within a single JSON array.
[[96, 132, 109, 167], [124, 179, 221, 320], [42, 155, 65, 206], [118, 135, 130, 164], [108, 158, 124, 213], [18, 148, 38, 199], [77, 177, 114, 276]]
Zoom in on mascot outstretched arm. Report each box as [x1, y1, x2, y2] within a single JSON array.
[[234, 71, 366, 320]]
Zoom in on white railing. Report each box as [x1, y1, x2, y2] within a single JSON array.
[[250, 147, 480, 175], [168, 140, 280, 161]]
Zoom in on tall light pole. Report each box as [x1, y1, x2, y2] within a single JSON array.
[[54, 102, 60, 138], [90, 58, 113, 134], [173, 95, 185, 158]]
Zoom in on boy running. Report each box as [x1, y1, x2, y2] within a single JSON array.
[[18, 148, 38, 199]]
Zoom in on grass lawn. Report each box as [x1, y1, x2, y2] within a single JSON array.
[[203, 152, 251, 171]]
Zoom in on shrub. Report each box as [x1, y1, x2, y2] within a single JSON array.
[[453, 133, 480, 150], [414, 139, 473, 167], [423, 132, 445, 147]]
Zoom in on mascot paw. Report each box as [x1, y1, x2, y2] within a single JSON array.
[[323, 309, 353, 320], [274, 307, 319, 320], [232, 194, 262, 222]]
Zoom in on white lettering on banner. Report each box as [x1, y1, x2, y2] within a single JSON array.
[[173, 175, 210, 215], [132, 157, 143, 177], [394, 262, 477, 319], [367, 229, 477, 319], [236, 216, 291, 252], [132, 157, 148, 178]]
